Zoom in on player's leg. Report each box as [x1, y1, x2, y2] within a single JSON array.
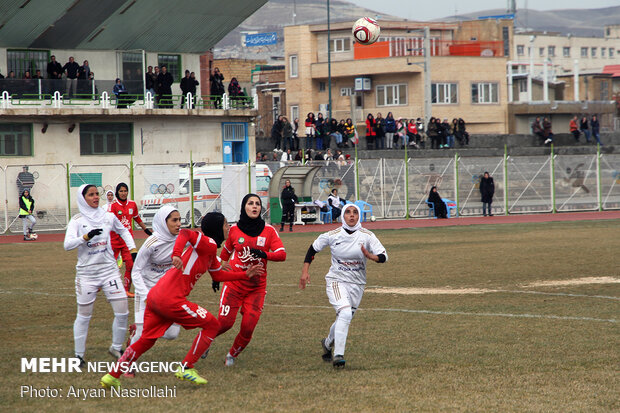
[[216, 284, 242, 336], [73, 275, 98, 364], [162, 324, 180, 340], [101, 273, 129, 359], [325, 280, 354, 367], [225, 289, 265, 365]]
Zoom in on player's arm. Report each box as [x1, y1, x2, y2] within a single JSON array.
[[64, 218, 88, 250], [112, 215, 137, 252], [171, 228, 198, 269], [131, 244, 153, 297], [219, 234, 233, 262], [362, 234, 387, 263], [132, 209, 152, 235], [299, 245, 318, 290], [209, 264, 263, 282]]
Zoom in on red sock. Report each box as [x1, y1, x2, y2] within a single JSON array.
[[109, 337, 156, 378], [182, 319, 219, 369], [229, 333, 252, 358]]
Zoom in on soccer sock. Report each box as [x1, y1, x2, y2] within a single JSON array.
[[73, 314, 91, 357], [131, 323, 143, 345], [162, 324, 180, 340], [333, 307, 353, 356], [112, 311, 129, 350], [326, 321, 336, 348], [109, 337, 157, 378], [182, 323, 219, 369]]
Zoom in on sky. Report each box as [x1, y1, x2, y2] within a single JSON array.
[[349, 0, 619, 22]]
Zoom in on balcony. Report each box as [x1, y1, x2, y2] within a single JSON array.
[[353, 39, 505, 60]]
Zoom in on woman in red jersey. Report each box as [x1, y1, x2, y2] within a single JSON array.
[[215, 193, 286, 366], [100, 212, 262, 389]]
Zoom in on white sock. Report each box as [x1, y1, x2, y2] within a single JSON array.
[[131, 323, 143, 345], [112, 312, 128, 350], [333, 307, 353, 356], [73, 314, 91, 357], [162, 324, 180, 340], [326, 321, 337, 348]]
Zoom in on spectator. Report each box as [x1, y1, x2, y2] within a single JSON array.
[[327, 188, 346, 221], [384, 112, 396, 149], [396, 117, 407, 149], [458, 118, 469, 145], [16, 165, 35, 195], [315, 113, 326, 150], [314, 150, 324, 161], [7, 71, 15, 78], [591, 115, 602, 146], [365, 113, 376, 149], [280, 148, 293, 162], [23, 70, 35, 96], [113, 78, 129, 108], [282, 116, 293, 151], [271, 151, 280, 162], [442, 118, 452, 148], [579, 116, 591, 143], [449, 118, 459, 149], [416, 118, 427, 149], [407, 119, 419, 148], [157, 65, 174, 108], [33, 70, 43, 79], [256, 152, 262, 162], [344, 118, 355, 148], [427, 186, 447, 218], [63, 56, 80, 98], [531, 116, 544, 145], [189, 72, 199, 106], [328, 118, 341, 148], [19, 189, 37, 241], [324, 148, 334, 161], [180, 70, 192, 108], [153, 66, 160, 106], [47, 55, 62, 94], [435, 118, 446, 149], [209, 67, 225, 109], [77, 60, 91, 95], [292, 118, 300, 151], [271, 115, 283, 150], [280, 179, 298, 232], [569, 116, 580, 142], [427, 117, 439, 149], [227, 77, 243, 107], [479, 172, 495, 217], [542, 117, 553, 145], [375, 112, 385, 149], [145, 66, 156, 104], [305, 112, 316, 150], [294, 149, 303, 162]]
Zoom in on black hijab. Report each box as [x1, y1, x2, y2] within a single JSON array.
[[237, 193, 265, 237], [428, 186, 443, 204], [201, 212, 226, 247]]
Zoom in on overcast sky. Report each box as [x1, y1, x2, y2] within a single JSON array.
[[349, 0, 619, 21]]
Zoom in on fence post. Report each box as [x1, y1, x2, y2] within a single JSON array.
[[550, 144, 556, 213], [380, 158, 385, 219], [190, 152, 195, 228], [66, 163, 71, 219], [597, 145, 602, 211], [3, 166, 8, 233], [355, 144, 360, 202], [404, 145, 409, 219], [454, 153, 459, 216], [503, 144, 508, 215], [248, 159, 252, 193]]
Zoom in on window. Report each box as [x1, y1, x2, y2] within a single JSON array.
[[601, 48, 606, 57], [157, 54, 181, 82], [340, 87, 352, 96], [7, 49, 49, 78], [329, 38, 351, 53], [0, 123, 32, 156], [181, 178, 201, 194], [563, 47, 570, 57], [79, 123, 132, 155], [256, 176, 270, 192], [581, 47, 588, 57], [70, 173, 102, 187], [601, 81, 609, 100], [539, 47, 545, 57], [289, 55, 298, 78], [516, 45, 524, 56], [591, 47, 597, 57], [318, 82, 326, 92], [548, 46, 555, 57], [431, 83, 458, 104], [610, 48, 615, 58], [205, 178, 220, 193], [376, 84, 407, 106], [290, 105, 299, 122], [222, 123, 246, 141], [518, 79, 527, 93], [471, 82, 499, 104]]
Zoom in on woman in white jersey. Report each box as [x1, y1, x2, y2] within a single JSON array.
[[130, 205, 182, 346], [299, 203, 387, 368], [64, 184, 137, 366]]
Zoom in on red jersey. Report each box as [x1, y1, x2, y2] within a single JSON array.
[[110, 199, 142, 236], [220, 224, 286, 291], [149, 229, 247, 302]]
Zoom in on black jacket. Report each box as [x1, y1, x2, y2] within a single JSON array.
[[157, 72, 174, 94], [281, 186, 298, 207], [479, 176, 495, 203]]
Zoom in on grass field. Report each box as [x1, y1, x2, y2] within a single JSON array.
[[1, 220, 619, 412]]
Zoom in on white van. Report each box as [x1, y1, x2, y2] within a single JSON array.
[[139, 164, 272, 225]]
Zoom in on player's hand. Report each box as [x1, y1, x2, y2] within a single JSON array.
[[221, 262, 231, 271], [172, 256, 183, 270], [245, 264, 264, 279], [249, 248, 267, 260], [212, 281, 220, 293], [144, 228, 153, 236], [361, 245, 377, 262], [299, 271, 310, 290], [86, 228, 103, 239]]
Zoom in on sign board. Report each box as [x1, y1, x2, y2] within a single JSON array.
[[245, 32, 278, 47], [354, 77, 371, 91]]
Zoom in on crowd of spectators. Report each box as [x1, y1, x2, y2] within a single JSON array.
[[267, 112, 469, 151]]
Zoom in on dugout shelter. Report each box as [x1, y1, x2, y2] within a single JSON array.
[[269, 165, 322, 224]]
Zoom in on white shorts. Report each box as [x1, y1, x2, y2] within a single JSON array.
[[325, 279, 365, 313], [134, 292, 148, 324], [75, 270, 126, 305]]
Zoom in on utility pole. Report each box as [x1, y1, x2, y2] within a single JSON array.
[[423, 26, 431, 129], [327, 0, 332, 121]]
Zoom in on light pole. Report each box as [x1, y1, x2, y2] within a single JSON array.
[[327, 0, 332, 121]]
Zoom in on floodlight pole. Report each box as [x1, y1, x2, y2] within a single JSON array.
[[327, 0, 332, 121], [423, 26, 431, 129]]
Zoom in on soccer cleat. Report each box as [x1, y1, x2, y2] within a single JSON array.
[[108, 346, 123, 360], [126, 290, 135, 298], [75, 355, 86, 369], [100, 373, 121, 390], [123, 369, 136, 378], [175, 367, 207, 385], [224, 354, 235, 367], [332, 354, 346, 368], [321, 338, 333, 362], [126, 323, 136, 348]]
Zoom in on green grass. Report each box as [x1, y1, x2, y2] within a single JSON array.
[[1, 220, 619, 412]]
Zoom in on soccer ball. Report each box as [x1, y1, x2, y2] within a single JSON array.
[[29, 233, 38, 240], [352, 17, 380, 45], [370, 215, 376, 222]]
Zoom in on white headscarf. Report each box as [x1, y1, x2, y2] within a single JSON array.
[[77, 184, 107, 226], [152, 205, 179, 243], [104, 190, 115, 212], [341, 203, 362, 232]]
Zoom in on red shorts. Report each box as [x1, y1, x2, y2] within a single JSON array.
[[142, 295, 217, 340], [217, 284, 265, 328]]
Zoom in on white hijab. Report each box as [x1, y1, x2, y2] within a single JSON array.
[[77, 184, 107, 226], [341, 203, 362, 232], [152, 205, 179, 243]]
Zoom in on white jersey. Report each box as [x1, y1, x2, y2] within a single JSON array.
[[312, 227, 387, 285], [64, 212, 136, 277], [131, 234, 175, 297]]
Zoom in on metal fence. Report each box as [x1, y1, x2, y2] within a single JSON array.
[[2, 149, 620, 233]]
